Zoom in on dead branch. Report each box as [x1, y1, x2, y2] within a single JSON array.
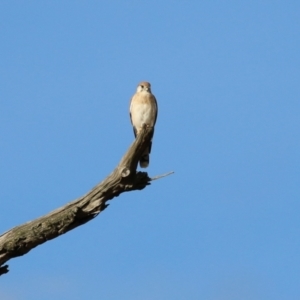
[[0, 126, 171, 276]]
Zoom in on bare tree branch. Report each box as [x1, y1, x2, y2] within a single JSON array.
[[0, 126, 171, 276]]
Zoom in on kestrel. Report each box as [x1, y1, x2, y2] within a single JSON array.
[[129, 81, 158, 168]]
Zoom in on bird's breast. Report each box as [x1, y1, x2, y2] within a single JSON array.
[[131, 100, 156, 129], [131, 97, 156, 128]]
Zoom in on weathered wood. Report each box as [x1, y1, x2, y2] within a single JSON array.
[[0, 126, 154, 276]]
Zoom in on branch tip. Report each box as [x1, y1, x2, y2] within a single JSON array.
[[151, 171, 174, 181]]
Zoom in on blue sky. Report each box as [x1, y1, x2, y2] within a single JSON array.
[[0, 1, 299, 299]]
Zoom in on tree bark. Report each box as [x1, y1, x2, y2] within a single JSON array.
[[0, 126, 155, 276]]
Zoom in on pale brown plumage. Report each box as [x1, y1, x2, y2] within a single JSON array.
[[129, 81, 158, 168]]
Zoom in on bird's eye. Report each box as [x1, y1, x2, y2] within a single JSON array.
[[141, 85, 144, 88]]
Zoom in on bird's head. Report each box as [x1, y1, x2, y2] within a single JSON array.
[[137, 81, 151, 93]]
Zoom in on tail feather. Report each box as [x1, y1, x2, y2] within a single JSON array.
[[138, 131, 154, 168], [140, 148, 150, 168], [140, 154, 149, 168]]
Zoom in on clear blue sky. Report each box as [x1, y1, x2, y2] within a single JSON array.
[[1, 1, 299, 299]]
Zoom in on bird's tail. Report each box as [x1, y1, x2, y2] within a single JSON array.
[[139, 153, 149, 168], [139, 144, 151, 168]]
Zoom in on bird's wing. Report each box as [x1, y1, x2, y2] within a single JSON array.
[[129, 95, 138, 137]]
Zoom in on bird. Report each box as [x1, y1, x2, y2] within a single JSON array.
[[129, 81, 158, 168]]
